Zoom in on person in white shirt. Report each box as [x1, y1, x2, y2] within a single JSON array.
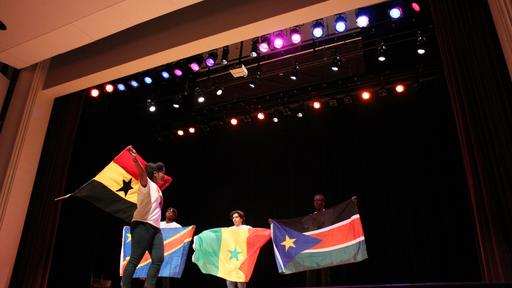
[[121, 146, 170, 288], [226, 210, 251, 288], [160, 207, 182, 228]]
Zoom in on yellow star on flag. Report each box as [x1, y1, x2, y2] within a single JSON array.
[[280, 235, 296, 251]]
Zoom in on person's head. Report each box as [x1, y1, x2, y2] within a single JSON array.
[[230, 210, 245, 227], [313, 194, 326, 212], [146, 162, 166, 183], [165, 207, 178, 222]]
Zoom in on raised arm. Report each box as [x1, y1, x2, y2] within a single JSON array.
[[128, 146, 148, 187]]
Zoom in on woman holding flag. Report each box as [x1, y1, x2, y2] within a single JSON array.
[[121, 146, 171, 288]]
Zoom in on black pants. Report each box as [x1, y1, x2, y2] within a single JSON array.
[[121, 221, 164, 288], [306, 268, 331, 287]]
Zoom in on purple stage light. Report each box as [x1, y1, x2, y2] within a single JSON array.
[[173, 68, 183, 77], [205, 57, 215, 67], [189, 62, 200, 72], [273, 35, 284, 49], [259, 42, 270, 53], [290, 28, 301, 44]]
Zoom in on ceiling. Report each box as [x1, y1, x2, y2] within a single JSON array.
[[0, 0, 386, 99], [0, 0, 202, 68]]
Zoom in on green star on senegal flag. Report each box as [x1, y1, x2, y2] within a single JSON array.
[[71, 146, 147, 222], [192, 227, 270, 282]]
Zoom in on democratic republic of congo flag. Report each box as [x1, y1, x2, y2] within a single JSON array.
[[120, 226, 195, 278], [271, 197, 367, 274], [192, 227, 270, 282], [70, 146, 170, 222]]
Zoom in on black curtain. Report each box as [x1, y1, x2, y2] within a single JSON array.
[[10, 93, 84, 287], [430, 0, 512, 282], [48, 77, 481, 288]]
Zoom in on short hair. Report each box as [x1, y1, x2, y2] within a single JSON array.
[[229, 210, 246, 224], [145, 162, 165, 179], [167, 207, 178, 214]]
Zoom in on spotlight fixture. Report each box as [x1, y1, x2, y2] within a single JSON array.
[[90, 88, 100, 98], [312, 20, 325, 38], [331, 56, 341, 71], [395, 84, 406, 93], [356, 13, 370, 28], [188, 55, 203, 72], [334, 15, 348, 32], [290, 62, 300, 80], [147, 99, 156, 112], [257, 112, 265, 120], [104, 83, 114, 93], [144, 76, 153, 84], [378, 88, 389, 97], [177, 130, 184, 136], [258, 36, 271, 53], [250, 38, 259, 57], [216, 87, 224, 96], [173, 68, 183, 77], [361, 91, 372, 100], [205, 50, 218, 67], [197, 96, 205, 103], [172, 94, 182, 109], [221, 46, 230, 65], [272, 33, 285, 49], [312, 101, 322, 109], [412, 2, 421, 12], [117, 83, 126, 91], [272, 117, 279, 123], [297, 112, 303, 118], [129, 80, 139, 88], [417, 32, 426, 55], [249, 80, 256, 88], [389, 6, 403, 19], [290, 27, 301, 44], [161, 71, 170, 79], [377, 42, 387, 62], [188, 127, 196, 134], [230, 118, 238, 126]]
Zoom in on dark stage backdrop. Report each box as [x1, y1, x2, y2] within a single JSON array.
[[48, 78, 480, 287]]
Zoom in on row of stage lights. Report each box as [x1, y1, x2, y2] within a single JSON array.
[[86, 1, 423, 99], [174, 83, 408, 137]]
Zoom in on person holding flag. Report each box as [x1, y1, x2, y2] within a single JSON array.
[[121, 146, 171, 288]]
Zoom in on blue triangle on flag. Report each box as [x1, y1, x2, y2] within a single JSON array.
[[272, 220, 321, 267]]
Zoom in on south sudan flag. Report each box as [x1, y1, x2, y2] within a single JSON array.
[[71, 147, 147, 222], [271, 197, 367, 274]]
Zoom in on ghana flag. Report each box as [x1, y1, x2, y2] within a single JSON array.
[[271, 197, 367, 274], [120, 226, 195, 278], [71, 146, 152, 222], [192, 227, 270, 282]]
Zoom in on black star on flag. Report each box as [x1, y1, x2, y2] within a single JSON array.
[[116, 178, 133, 197]]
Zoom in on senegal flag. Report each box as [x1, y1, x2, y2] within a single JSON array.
[[71, 146, 162, 222], [192, 227, 270, 282], [271, 197, 367, 274]]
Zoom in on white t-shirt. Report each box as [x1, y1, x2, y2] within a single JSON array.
[[160, 221, 182, 228], [230, 224, 252, 229], [132, 178, 163, 228]]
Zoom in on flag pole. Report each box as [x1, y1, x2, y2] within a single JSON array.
[[54, 194, 72, 201]]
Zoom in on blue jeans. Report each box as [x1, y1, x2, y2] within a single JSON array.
[[121, 221, 164, 288]]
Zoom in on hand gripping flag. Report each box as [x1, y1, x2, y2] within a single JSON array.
[[192, 227, 270, 282], [68, 146, 171, 222], [120, 226, 195, 278], [271, 197, 367, 274]]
